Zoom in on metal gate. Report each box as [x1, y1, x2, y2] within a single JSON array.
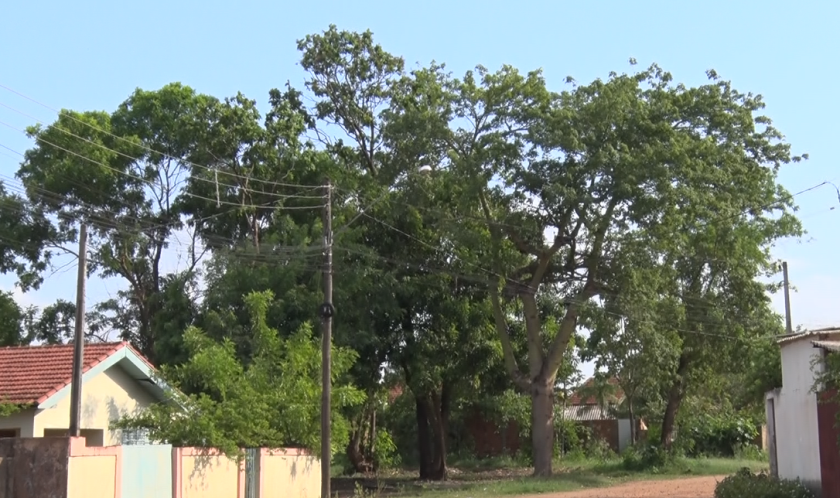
[[817, 390, 840, 498], [244, 447, 261, 498]]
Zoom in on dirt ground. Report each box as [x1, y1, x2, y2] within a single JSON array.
[[516, 475, 725, 498]]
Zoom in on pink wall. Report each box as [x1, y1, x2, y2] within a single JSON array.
[[67, 437, 122, 498], [6, 438, 319, 498], [172, 447, 244, 498]]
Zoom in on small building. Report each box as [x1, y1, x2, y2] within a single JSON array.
[[765, 327, 840, 498], [560, 377, 647, 454], [0, 342, 167, 446]]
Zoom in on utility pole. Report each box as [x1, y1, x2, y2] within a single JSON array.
[[782, 261, 792, 335], [69, 223, 88, 437], [319, 181, 334, 498]]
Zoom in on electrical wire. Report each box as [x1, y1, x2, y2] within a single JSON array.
[[0, 100, 327, 201], [0, 83, 325, 190]]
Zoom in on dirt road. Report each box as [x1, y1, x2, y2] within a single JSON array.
[[516, 475, 724, 498]]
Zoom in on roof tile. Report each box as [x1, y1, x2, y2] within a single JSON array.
[[0, 342, 127, 405]]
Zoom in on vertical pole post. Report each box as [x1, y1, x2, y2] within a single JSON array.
[[69, 223, 88, 437], [782, 261, 792, 334], [320, 181, 334, 498]]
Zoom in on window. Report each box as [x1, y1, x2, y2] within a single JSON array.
[[121, 428, 151, 445], [0, 428, 19, 438]]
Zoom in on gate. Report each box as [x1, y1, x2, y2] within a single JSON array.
[[121, 444, 173, 498], [244, 447, 261, 498], [817, 390, 840, 498]]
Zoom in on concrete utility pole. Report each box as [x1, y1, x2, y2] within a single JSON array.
[[69, 223, 88, 437], [782, 261, 792, 335], [320, 181, 334, 498]]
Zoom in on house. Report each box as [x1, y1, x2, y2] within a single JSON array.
[[559, 376, 647, 454], [765, 327, 840, 498], [0, 341, 167, 446]]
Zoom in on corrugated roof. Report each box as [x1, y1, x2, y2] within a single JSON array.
[[558, 404, 614, 421], [777, 327, 840, 345], [813, 340, 840, 352], [0, 342, 137, 405]]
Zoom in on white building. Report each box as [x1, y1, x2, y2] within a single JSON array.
[[765, 327, 840, 496]]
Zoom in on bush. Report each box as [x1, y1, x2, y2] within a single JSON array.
[[715, 469, 814, 498], [621, 443, 672, 471], [679, 413, 760, 457]]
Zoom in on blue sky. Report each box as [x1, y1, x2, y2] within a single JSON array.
[[1, 0, 839, 377]]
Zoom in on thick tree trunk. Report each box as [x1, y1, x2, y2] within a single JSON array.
[[531, 380, 554, 477], [660, 353, 690, 450], [426, 385, 451, 480], [416, 398, 434, 480]]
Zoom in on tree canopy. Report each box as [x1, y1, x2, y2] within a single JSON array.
[[0, 24, 802, 479]]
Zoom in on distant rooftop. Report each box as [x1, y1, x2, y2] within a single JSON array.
[[776, 327, 840, 345]]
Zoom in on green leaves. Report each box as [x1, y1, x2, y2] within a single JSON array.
[[0, 291, 24, 346], [116, 290, 364, 458]]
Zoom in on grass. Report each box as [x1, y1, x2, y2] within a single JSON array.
[[332, 456, 769, 498]]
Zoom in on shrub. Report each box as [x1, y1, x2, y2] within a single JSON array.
[[621, 443, 672, 471], [714, 469, 814, 498], [679, 413, 760, 457]]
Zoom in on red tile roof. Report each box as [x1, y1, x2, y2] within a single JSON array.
[[0, 342, 131, 405], [569, 377, 624, 405]]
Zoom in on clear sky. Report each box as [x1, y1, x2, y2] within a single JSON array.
[[1, 0, 838, 379]]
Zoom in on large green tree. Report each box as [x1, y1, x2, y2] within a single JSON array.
[[295, 27, 804, 473]]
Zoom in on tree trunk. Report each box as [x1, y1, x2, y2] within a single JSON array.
[[531, 380, 554, 477], [660, 353, 690, 450], [346, 411, 373, 474], [346, 427, 366, 472], [426, 384, 451, 480], [416, 398, 434, 480], [628, 399, 636, 445]]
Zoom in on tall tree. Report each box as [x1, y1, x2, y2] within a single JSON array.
[[17, 99, 195, 361], [0, 291, 24, 346], [586, 69, 803, 448]]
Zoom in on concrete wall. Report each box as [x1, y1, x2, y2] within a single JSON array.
[[122, 444, 173, 498], [259, 449, 319, 498], [67, 437, 121, 498], [772, 339, 824, 490], [2, 438, 320, 498], [0, 437, 70, 498], [35, 365, 157, 446], [173, 448, 243, 498]]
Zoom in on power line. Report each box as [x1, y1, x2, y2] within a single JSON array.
[[0, 82, 325, 190], [0, 100, 327, 201]]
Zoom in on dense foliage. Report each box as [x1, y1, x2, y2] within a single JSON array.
[[715, 469, 814, 498], [0, 24, 802, 479], [114, 291, 365, 458]]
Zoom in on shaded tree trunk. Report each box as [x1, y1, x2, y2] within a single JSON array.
[[660, 352, 690, 449], [416, 398, 434, 480], [425, 383, 452, 480], [531, 380, 554, 476]]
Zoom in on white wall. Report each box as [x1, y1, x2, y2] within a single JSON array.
[[772, 339, 824, 488], [0, 407, 36, 436]]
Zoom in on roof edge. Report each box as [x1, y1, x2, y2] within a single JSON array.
[[37, 343, 166, 409]]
